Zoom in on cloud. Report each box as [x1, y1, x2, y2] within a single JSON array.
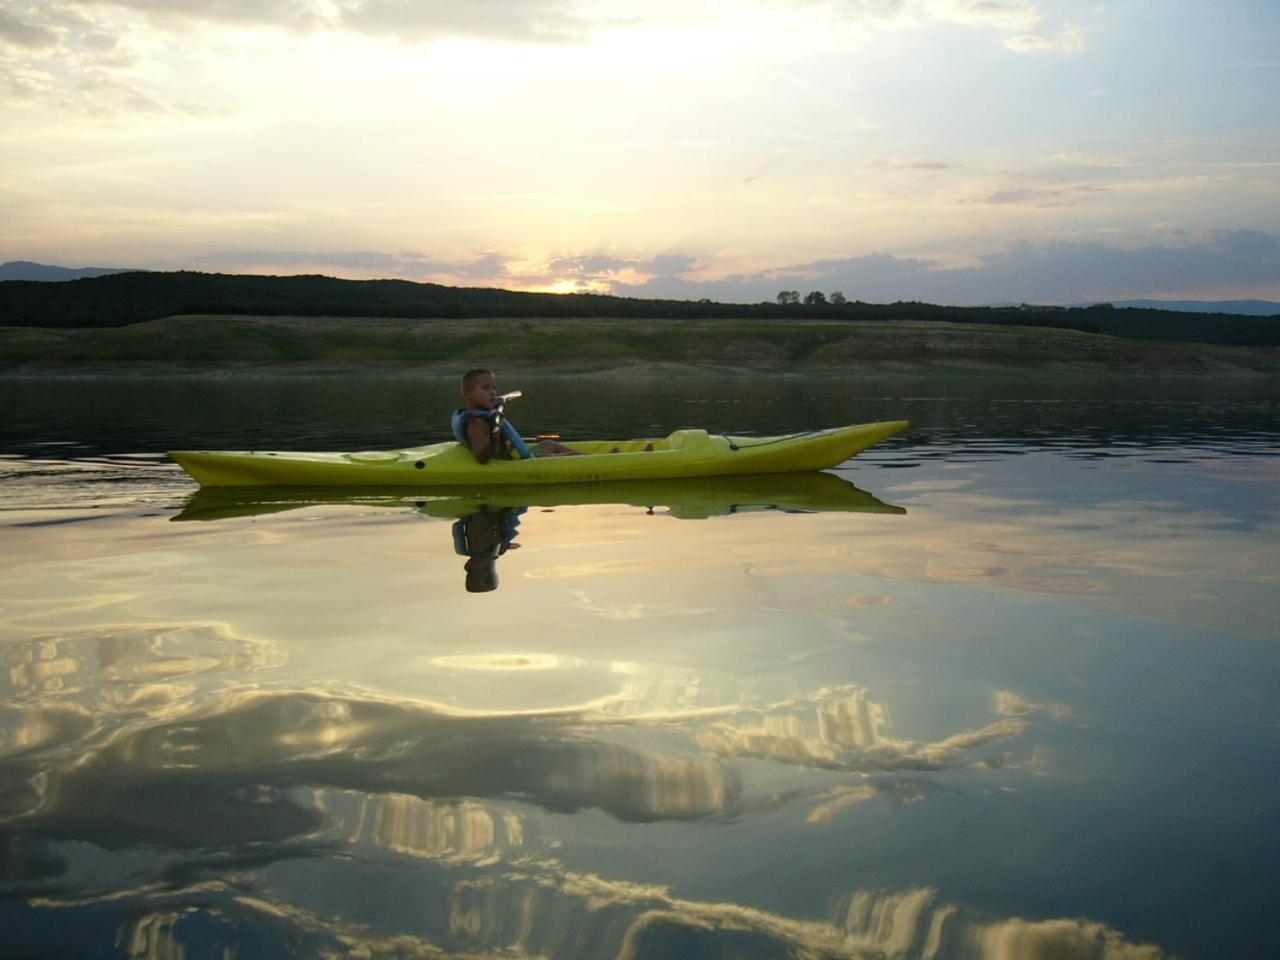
[[548, 254, 637, 274], [0, 9, 59, 48], [336, 0, 586, 43], [202, 249, 512, 281], [920, 0, 1043, 33], [399, 251, 512, 280], [611, 231, 1280, 304], [64, 0, 330, 32], [162, 247, 698, 292], [1004, 21, 1087, 55], [0, 3, 179, 112], [169, 231, 1280, 304], [2, 0, 584, 112], [647, 253, 698, 275], [542, 252, 702, 291], [825, 0, 1046, 36], [983, 178, 1108, 206], [63, 0, 585, 41], [17, 0, 1081, 65], [862, 157, 953, 172], [1, 0, 1091, 114], [5, 4, 130, 54], [914, 1, 1091, 56], [549, 252, 698, 276]]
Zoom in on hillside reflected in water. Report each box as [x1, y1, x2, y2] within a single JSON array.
[[2, 374, 1278, 958]]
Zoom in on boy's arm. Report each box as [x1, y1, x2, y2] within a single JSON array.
[[467, 416, 493, 463]]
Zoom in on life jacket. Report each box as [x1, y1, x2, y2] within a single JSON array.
[[451, 407, 535, 460]]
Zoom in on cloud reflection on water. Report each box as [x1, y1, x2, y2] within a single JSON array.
[[23, 689, 741, 839], [298, 787, 526, 865], [693, 683, 1051, 832], [4, 468, 1250, 958], [21, 866, 1173, 960], [1, 673, 1066, 873], [0, 649, 1164, 957]]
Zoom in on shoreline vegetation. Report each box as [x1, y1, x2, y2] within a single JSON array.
[[3, 314, 1277, 377], [1, 271, 1277, 376]]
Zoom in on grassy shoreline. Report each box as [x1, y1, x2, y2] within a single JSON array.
[[3, 314, 1278, 377]]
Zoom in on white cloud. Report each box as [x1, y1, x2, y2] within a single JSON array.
[[862, 157, 954, 172], [1004, 20, 1086, 55], [542, 252, 701, 290], [0, 9, 59, 48], [3, 1, 589, 114], [201, 249, 512, 281], [17, 0, 1081, 60], [64, 0, 331, 31], [979, 173, 1110, 207], [920, 0, 1043, 33], [62, 0, 587, 40], [336, 0, 586, 43], [0, 0, 1097, 119], [0, 3, 165, 112]]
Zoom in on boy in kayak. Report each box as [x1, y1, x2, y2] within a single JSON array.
[[452, 368, 582, 463]]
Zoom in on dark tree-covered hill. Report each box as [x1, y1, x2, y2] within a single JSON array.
[[1, 270, 1277, 346]]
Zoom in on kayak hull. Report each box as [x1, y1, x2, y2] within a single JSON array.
[[169, 421, 909, 488]]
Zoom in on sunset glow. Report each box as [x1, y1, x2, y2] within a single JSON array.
[[2, 1, 1277, 302]]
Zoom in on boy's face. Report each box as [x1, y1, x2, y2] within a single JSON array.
[[463, 371, 498, 410]]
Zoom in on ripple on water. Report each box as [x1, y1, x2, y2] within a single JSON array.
[[0, 452, 190, 512]]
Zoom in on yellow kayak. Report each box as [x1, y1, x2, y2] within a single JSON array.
[[171, 472, 906, 522], [169, 421, 908, 488]]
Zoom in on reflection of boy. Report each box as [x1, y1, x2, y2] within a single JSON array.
[[451, 368, 579, 463], [452, 507, 524, 593]]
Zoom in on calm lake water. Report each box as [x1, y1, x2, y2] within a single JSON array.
[[1, 373, 1278, 960]]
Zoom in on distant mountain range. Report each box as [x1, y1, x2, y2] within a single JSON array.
[[0, 261, 135, 281]]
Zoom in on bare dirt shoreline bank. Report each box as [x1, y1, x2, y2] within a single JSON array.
[[3, 314, 1278, 378]]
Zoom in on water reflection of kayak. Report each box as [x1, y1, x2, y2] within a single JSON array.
[[171, 472, 906, 523], [168, 421, 908, 488]]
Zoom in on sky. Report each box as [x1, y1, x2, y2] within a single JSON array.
[[2, 0, 1278, 304]]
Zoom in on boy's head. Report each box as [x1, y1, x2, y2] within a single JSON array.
[[461, 368, 498, 410]]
